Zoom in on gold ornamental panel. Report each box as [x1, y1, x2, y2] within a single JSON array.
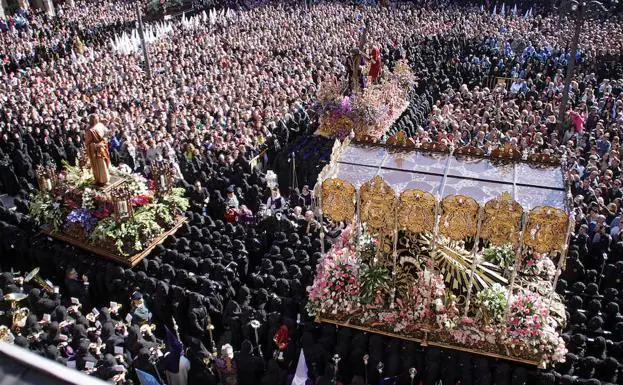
[[398, 189, 436, 234], [439, 195, 479, 240], [360, 176, 396, 232], [480, 192, 524, 246], [523, 206, 568, 254], [320, 178, 356, 222]]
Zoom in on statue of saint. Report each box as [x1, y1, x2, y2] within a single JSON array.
[[84, 114, 111, 186]]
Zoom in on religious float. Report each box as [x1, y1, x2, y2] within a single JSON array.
[[308, 136, 571, 367], [29, 160, 188, 266], [314, 55, 414, 141]]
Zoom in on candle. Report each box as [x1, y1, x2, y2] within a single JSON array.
[[160, 175, 167, 190], [45, 179, 52, 191]]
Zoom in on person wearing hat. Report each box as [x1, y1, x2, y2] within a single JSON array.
[[297, 185, 313, 209], [266, 186, 287, 214], [226, 185, 240, 209], [130, 291, 152, 325]]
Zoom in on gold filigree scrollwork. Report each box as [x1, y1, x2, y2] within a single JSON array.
[[358, 134, 379, 144], [386, 131, 416, 148], [397, 189, 436, 234], [320, 178, 356, 222], [439, 195, 479, 240], [523, 206, 568, 253], [394, 230, 426, 299], [359, 175, 396, 232], [420, 141, 449, 152], [490, 142, 521, 161], [527, 152, 560, 167], [480, 192, 524, 246], [455, 145, 485, 157]]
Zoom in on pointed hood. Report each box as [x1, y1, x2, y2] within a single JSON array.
[[163, 325, 183, 373], [291, 349, 309, 385]]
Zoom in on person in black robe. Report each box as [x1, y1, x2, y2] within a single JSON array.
[[0, 154, 21, 195], [235, 339, 266, 385]]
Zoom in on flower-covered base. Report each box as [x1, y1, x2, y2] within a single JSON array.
[[30, 162, 189, 266], [42, 216, 186, 266], [307, 224, 566, 368], [316, 315, 541, 366]]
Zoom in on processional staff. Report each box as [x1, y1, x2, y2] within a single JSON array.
[[250, 319, 263, 358], [207, 315, 216, 354]]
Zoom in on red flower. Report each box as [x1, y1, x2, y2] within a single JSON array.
[[131, 195, 151, 206], [94, 207, 111, 219], [64, 197, 78, 209]]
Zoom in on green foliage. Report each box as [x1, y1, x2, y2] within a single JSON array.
[[31, 162, 188, 257], [28, 191, 66, 232], [61, 160, 93, 189], [160, 187, 189, 213], [146, 202, 174, 226], [483, 244, 516, 271], [88, 207, 164, 256], [359, 265, 392, 303]]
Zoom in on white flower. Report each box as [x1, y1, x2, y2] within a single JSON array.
[[434, 298, 444, 312]]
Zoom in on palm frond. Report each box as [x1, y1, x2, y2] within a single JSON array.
[[420, 233, 508, 294]]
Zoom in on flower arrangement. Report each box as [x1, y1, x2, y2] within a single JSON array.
[[391, 59, 417, 94], [94, 205, 113, 219], [334, 223, 354, 249], [521, 251, 556, 279], [357, 229, 378, 262], [408, 267, 447, 321], [307, 246, 361, 317], [315, 65, 411, 140], [29, 191, 66, 232], [65, 208, 97, 233], [89, 206, 165, 255], [359, 265, 391, 305], [483, 244, 516, 273], [307, 223, 566, 366], [160, 187, 190, 213], [81, 188, 109, 211], [506, 291, 567, 364], [132, 194, 152, 207], [450, 316, 498, 346], [474, 283, 508, 325]]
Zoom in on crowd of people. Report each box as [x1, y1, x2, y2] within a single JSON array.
[[2, 0, 623, 384]]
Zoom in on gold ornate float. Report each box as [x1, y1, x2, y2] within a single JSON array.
[[312, 140, 571, 367]]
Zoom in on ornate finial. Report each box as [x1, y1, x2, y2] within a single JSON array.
[[377, 361, 384, 374], [152, 161, 174, 196]]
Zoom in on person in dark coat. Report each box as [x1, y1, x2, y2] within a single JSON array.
[[235, 339, 266, 385]]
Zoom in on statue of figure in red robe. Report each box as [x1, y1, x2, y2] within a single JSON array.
[[368, 46, 382, 84]]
